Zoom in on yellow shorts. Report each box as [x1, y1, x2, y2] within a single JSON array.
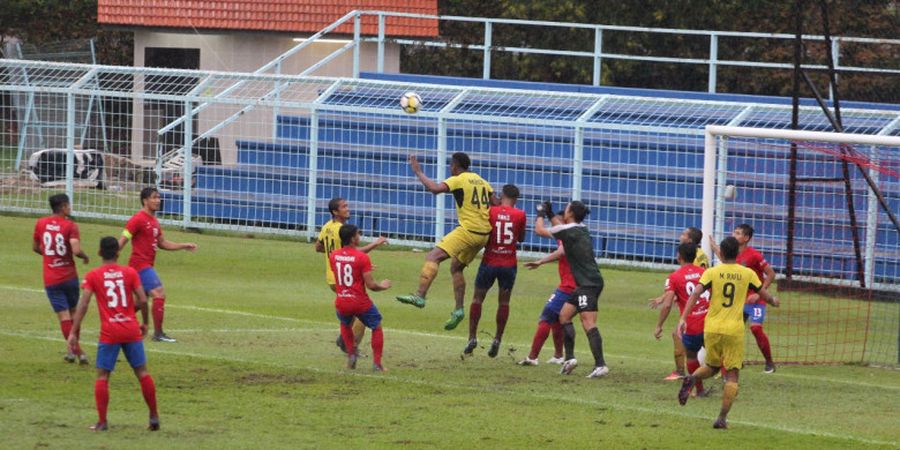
[[703, 332, 744, 371], [436, 226, 490, 266]]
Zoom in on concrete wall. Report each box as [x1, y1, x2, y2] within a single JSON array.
[[130, 30, 401, 164]]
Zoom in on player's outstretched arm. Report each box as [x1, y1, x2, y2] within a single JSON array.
[[159, 236, 198, 252], [360, 236, 388, 253], [757, 287, 780, 308], [653, 291, 677, 339], [707, 235, 722, 262], [408, 154, 448, 195], [363, 271, 391, 291], [67, 289, 93, 351], [524, 246, 564, 270]]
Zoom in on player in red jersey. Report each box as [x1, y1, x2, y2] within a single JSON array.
[[710, 223, 778, 373], [33, 193, 90, 363], [652, 243, 711, 396], [331, 224, 392, 371], [68, 237, 159, 431], [118, 187, 197, 343], [517, 236, 575, 366], [463, 184, 526, 357]]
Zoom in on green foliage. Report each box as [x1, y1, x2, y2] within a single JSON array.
[[1, 214, 899, 448]]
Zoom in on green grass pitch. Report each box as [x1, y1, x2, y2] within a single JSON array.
[[1, 214, 898, 448]]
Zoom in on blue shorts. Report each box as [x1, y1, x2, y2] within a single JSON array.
[[96, 341, 147, 372], [139, 268, 163, 293], [45, 278, 80, 312], [743, 303, 767, 325], [336, 304, 382, 330], [474, 264, 517, 291], [682, 333, 704, 353], [539, 289, 573, 324]]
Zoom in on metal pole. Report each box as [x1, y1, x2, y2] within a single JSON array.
[[708, 33, 718, 93], [573, 126, 584, 200], [273, 61, 282, 140], [182, 99, 193, 228], [377, 13, 386, 73], [305, 110, 320, 241], [352, 13, 361, 78], [65, 93, 75, 204], [701, 130, 718, 262], [786, 0, 804, 282], [829, 38, 840, 101], [714, 136, 729, 255], [593, 28, 603, 86], [435, 118, 447, 243], [483, 21, 492, 80]]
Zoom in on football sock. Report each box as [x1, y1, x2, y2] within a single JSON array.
[[687, 359, 704, 392], [750, 325, 773, 363], [586, 327, 606, 367], [339, 323, 356, 356], [95, 379, 109, 424], [562, 322, 576, 360], [529, 321, 552, 359], [139, 374, 158, 417], [151, 298, 165, 334], [495, 304, 510, 340], [673, 334, 686, 374], [417, 261, 439, 296], [721, 381, 739, 416], [693, 365, 716, 379], [550, 322, 564, 357], [371, 326, 384, 366], [468, 303, 482, 339]]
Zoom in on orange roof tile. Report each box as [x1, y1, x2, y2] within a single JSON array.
[[98, 1, 438, 37]]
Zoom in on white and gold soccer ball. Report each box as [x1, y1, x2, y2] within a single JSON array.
[[400, 92, 422, 114]]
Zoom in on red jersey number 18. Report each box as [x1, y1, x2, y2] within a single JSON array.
[[335, 262, 354, 287]]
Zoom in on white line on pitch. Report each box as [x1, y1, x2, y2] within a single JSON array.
[[0, 329, 895, 448]]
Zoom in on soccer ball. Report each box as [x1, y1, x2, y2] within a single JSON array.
[[400, 92, 422, 114]]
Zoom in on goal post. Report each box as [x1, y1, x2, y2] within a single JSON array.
[[703, 125, 900, 366]]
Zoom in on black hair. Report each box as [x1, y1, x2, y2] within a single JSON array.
[[501, 184, 520, 199], [677, 242, 697, 263], [451, 152, 471, 171], [720, 236, 740, 260], [569, 200, 590, 223], [99, 236, 119, 260], [140, 187, 159, 205], [49, 193, 69, 214], [736, 223, 754, 239], [685, 226, 702, 246], [328, 197, 345, 217], [339, 224, 359, 247]]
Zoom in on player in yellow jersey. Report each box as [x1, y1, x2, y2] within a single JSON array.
[[316, 197, 387, 353], [649, 226, 708, 380], [676, 236, 779, 429], [397, 152, 497, 330]]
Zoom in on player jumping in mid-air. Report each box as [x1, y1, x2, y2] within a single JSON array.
[[677, 236, 779, 429], [396, 152, 497, 331], [652, 242, 711, 397], [518, 233, 575, 366], [68, 236, 159, 431], [534, 200, 609, 378], [316, 197, 387, 354], [119, 187, 197, 343], [331, 225, 392, 371], [463, 184, 526, 357], [649, 226, 708, 380], [33, 193, 90, 364], [710, 223, 778, 373]]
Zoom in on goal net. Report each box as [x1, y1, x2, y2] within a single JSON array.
[[703, 126, 900, 367]]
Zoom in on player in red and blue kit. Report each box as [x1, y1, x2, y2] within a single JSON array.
[[464, 184, 526, 357], [68, 237, 159, 431], [33, 193, 90, 364], [118, 187, 197, 343], [653, 243, 710, 396], [518, 236, 576, 366], [331, 224, 392, 371]]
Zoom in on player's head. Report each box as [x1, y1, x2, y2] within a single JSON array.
[[449, 152, 470, 174], [49, 193, 70, 215], [733, 223, 754, 244], [565, 200, 589, 223], [500, 184, 519, 206], [676, 242, 697, 265], [720, 236, 740, 261], [328, 197, 350, 221], [339, 224, 361, 247], [98, 236, 120, 261], [680, 227, 702, 246], [140, 187, 161, 212]]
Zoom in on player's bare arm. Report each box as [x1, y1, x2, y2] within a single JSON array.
[[762, 265, 776, 290], [70, 238, 89, 264], [67, 288, 94, 351], [408, 154, 449, 194], [653, 291, 677, 339], [757, 287, 780, 308], [158, 236, 198, 252], [363, 271, 391, 291], [360, 236, 388, 253], [524, 247, 563, 270], [117, 235, 130, 250], [32, 239, 41, 255], [314, 239, 325, 253], [707, 235, 722, 261], [134, 283, 150, 336]]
